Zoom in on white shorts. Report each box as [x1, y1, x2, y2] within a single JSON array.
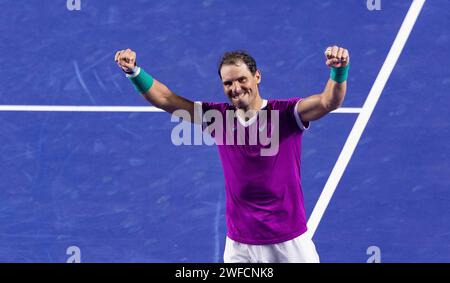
[[223, 233, 320, 263]]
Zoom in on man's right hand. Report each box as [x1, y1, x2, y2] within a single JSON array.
[[115, 48, 137, 74], [113, 48, 196, 122]]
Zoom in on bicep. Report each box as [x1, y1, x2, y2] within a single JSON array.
[[296, 94, 329, 122], [166, 95, 199, 124]]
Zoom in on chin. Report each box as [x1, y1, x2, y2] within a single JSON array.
[[236, 101, 250, 109], [229, 94, 251, 109]]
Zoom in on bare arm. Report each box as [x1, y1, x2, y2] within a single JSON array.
[[297, 45, 349, 122], [142, 78, 195, 118], [115, 49, 197, 122]]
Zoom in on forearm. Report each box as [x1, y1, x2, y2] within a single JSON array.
[[126, 67, 169, 107], [297, 52, 349, 122], [143, 79, 194, 114], [127, 67, 193, 114], [115, 49, 195, 119], [320, 79, 346, 111], [142, 78, 174, 109], [128, 68, 197, 122]]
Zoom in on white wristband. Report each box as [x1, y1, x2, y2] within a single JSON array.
[[125, 66, 141, 78]]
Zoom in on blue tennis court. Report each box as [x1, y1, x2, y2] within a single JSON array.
[[0, 0, 448, 262]]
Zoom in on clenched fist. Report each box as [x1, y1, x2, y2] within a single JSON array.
[[324, 46, 349, 68], [115, 48, 137, 74]]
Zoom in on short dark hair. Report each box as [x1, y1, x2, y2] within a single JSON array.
[[218, 50, 257, 78]]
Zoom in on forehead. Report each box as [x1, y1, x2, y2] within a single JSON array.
[[220, 63, 252, 81]]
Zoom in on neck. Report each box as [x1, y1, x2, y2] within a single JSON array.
[[236, 95, 263, 121], [244, 94, 263, 112]]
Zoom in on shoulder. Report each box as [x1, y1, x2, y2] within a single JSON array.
[[268, 98, 310, 131], [197, 101, 233, 112], [268, 98, 303, 111]]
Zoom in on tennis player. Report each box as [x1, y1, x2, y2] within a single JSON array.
[[114, 46, 349, 263]]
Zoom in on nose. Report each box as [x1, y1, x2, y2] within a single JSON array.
[[231, 82, 242, 94]]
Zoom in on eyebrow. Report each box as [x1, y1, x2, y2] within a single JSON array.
[[223, 76, 247, 84]]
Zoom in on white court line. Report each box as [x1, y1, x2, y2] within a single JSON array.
[[0, 105, 164, 112], [306, 0, 426, 239], [332, 107, 362, 114], [0, 105, 361, 113]]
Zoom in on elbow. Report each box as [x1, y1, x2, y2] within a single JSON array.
[[320, 91, 345, 112], [321, 99, 342, 112], [326, 104, 340, 112], [331, 101, 343, 111]]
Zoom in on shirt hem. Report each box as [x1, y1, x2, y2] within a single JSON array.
[[227, 227, 308, 245]]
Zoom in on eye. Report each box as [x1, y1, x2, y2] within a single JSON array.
[[223, 81, 232, 87], [238, 78, 247, 83]]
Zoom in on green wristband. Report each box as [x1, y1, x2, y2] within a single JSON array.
[[330, 64, 349, 83], [129, 68, 154, 93]]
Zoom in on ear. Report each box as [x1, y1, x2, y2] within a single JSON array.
[[255, 69, 262, 84]]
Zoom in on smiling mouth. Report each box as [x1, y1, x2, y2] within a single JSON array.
[[231, 92, 248, 99]]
